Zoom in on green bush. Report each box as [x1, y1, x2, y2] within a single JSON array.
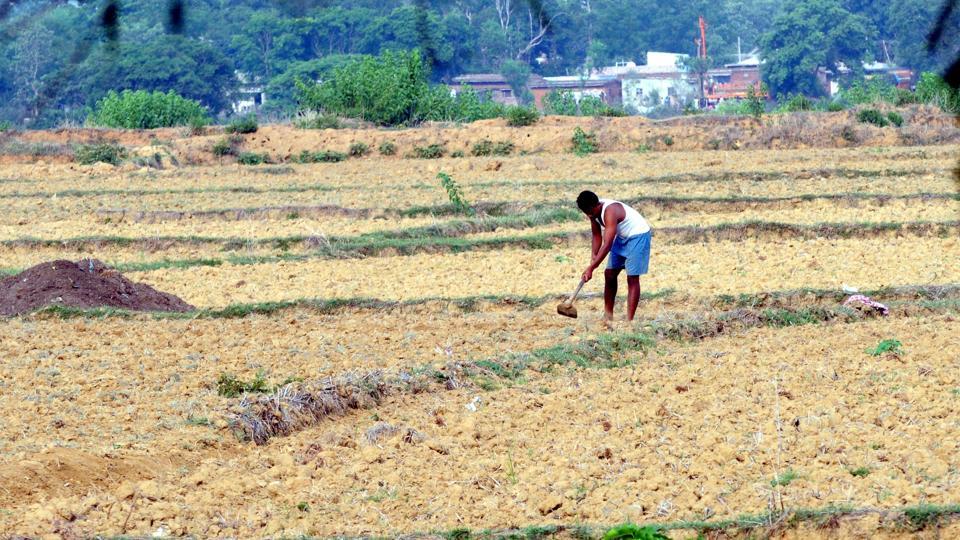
[[506, 106, 539, 126], [916, 72, 960, 114], [378, 141, 397, 155], [826, 101, 846, 112], [471, 139, 494, 156], [212, 138, 235, 157], [75, 143, 127, 165], [412, 144, 445, 159], [225, 115, 258, 134], [0, 120, 14, 132], [493, 141, 514, 156], [856, 108, 889, 127], [236, 152, 271, 165], [777, 93, 814, 113], [294, 150, 347, 163], [295, 113, 342, 129], [91, 90, 209, 129], [571, 127, 598, 156], [886, 111, 904, 127], [661, 135, 674, 146], [544, 90, 624, 117], [348, 142, 369, 157], [450, 150, 465, 158]]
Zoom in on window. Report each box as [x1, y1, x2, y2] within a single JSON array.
[[502, 89, 512, 97]]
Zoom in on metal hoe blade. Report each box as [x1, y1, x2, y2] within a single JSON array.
[[556, 302, 578, 318]]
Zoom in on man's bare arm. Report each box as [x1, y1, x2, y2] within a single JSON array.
[[590, 217, 602, 256], [582, 204, 624, 281]]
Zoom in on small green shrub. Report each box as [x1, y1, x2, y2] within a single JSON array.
[[236, 152, 271, 165], [450, 150, 465, 158], [744, 83, 767, 120], [849, 467, 871, 477], [770, 469, 798, 487], [506, 105, 539, 127], [572, 127, 598, 156], [602, 524, 669, 540], [493, 140, 514, 156], [295, 150, 347, 163], [857, 108, 889, 127], [225, 115, 258, 134], [778, 93, 815, 112], [886, 111, 904, 127], [866, 339, 902, 357], [661, 135, 674, 146], [0, 120, 14, 132], [437, 172, 472, 215], [296, 501, 310, 512], [635, 143, 652, 153], [471, 139, 494, 156], [75, 143, 127, 165], [412, 144, 445, 159], [295, 113, 342, 130], [212, 138, 235, 157], [91, 89, 209, 129], [216, 371, 269, 397], [348, 142, 369, 157], [188, 115, 208, 136], [707, 139, 721, 150], [378, 141, 397, 155], [826, 101, 846, 112]]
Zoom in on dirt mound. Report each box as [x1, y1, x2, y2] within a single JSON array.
[[0, 259, 194, 316]]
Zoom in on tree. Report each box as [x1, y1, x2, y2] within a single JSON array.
[[11, 25, 57, 121], [499, 59, 532, 104], [886, 0, 939, 72], [760, 0, 876, 97]]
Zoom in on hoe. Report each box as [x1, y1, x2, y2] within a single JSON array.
[[557, 279, 586, 318]]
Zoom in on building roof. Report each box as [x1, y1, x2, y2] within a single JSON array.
[[452, 73, 508, 84]]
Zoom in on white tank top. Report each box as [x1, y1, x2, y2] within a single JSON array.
[[595, 199, 650, 239]]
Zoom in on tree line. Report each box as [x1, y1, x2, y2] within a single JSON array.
[[0, 0, 954, 126]]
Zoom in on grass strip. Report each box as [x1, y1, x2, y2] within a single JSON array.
[[2, 219, 957, 257], [88, 192, 958, 223], [0, 165, 948, 200], [372, 503, 960, 539]]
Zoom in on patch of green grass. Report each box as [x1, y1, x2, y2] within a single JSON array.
[[444, 527, 473, 540], [185, 416, 211, 426], [296, 501, 310, 512], [770, 469, 798, 487], [602, 524, 669, 540], [902, 503, 960, 531], [225, 115, 258, 134], [378, 141, 397, 155], [411, 143, 445, 159], [236, 152, 270, 165], [75, 143, 127, 165], [849, 466, 871, 477], [866, 339, 903, 357], [216, 371, 270, 397]]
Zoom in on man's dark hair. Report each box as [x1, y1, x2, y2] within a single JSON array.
[[576, 190, 599, 213]]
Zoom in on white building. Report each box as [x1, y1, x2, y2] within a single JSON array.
[[609, 52, 698, 114]]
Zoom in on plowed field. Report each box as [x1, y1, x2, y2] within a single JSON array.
[[0, 126, 957, 539]]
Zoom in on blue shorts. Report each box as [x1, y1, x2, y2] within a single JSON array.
[[606, 231, 651, 276]]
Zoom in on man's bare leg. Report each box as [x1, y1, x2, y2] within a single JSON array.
[[626, 275, 641, 321], [604, 268, 621, 321]]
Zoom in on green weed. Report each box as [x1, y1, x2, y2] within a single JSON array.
[[378, 141, 397, 155], [866, 339, 903, 357], [770, 469, 798, 487], [572, 127, 598, 156], [75, 143, 127, 166], [349, 142, 369, 156], [225, 115, 258, 134], [849, 467, 871, 478], [412, 144, 445, 159], [216, 371, 270, 397], [602, 524, 669, 540], [437, 172, 473, 215]]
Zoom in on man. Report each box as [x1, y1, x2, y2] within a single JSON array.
[[576, 190, 652, 322]]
